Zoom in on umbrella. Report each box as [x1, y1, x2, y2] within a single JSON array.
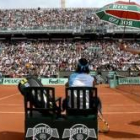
[[95, 1, 140, 29]]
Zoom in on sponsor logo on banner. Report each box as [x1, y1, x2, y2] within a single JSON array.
[[3, 78, 22, 85], [62, 124, 97, 140], [49, 79, 65, 84], [41, 78, 68, 85], [118, 77, 140, 84], [26, 123, 59, 140]]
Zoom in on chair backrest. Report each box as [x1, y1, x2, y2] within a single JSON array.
[[65, 87, 98, 116], [24, 86, 56, 117]]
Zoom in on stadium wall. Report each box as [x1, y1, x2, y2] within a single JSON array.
[[1, 71, 139, 83], [59, 71, 139, 79]]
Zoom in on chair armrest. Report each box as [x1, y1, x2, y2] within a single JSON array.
[[54, 97, 62, 113]]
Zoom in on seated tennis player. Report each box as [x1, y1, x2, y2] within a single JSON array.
[[63, 58, 102, 113]]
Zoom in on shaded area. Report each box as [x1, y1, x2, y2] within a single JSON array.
[[0, 131, 24, 140], [104, 130, 140, 139], [116, 85, 140, 103], [129, 120, 140, 126]]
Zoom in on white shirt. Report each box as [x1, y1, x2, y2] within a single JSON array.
[[69, 73, 94, 87], [68, 73, 94, 109]]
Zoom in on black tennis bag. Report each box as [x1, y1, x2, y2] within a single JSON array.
[[18, 77, 43, 96], [18, 76, 47, 108]]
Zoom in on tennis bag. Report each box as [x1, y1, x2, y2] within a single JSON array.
[[18, 77, 47, 108], [18, 77, 43, 96]]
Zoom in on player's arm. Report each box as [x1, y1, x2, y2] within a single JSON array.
[[92, 76, 97, 87], [65, 77, 70, 88], [65, 81, 69, 87]]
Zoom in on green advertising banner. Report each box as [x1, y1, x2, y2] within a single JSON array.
[[118, 77, 140, 85], [1, 78, 68, 85]]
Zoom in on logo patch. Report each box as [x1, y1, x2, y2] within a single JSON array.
[[26, 123, 59, 140], [62, 124, 97, 140]]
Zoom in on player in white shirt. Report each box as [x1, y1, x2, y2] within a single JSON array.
[[63, 58, 102, 112], [66, 58, 96, 87]]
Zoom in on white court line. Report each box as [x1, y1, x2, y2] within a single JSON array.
[[0, 94, 18, 101], [1, 111, 140, 114], [103, 111, 140, 115], [0, 111, 24, 114], [0, 103, 140, 107], [104, 104, 140, 107], [0, 103, 23, 106]]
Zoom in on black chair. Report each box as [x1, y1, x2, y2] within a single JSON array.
[[18, 77, 63, 139], [24, 86, 61, 140], [65, 87, 98, 116], [60, 87, 98, 140], [24, 86, 61, 117]]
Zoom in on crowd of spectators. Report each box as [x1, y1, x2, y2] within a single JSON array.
[[0, 8, 116, 31], [0, 40, 140, 78]]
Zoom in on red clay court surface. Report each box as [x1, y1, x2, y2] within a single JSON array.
[[0, 84, 140, 140]]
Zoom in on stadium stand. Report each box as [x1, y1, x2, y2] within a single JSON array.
[[0, 40, 140, 78], [0, 8, 139, 78]]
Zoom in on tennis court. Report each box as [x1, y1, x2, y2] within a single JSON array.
[[0, 84, 140, 140]]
